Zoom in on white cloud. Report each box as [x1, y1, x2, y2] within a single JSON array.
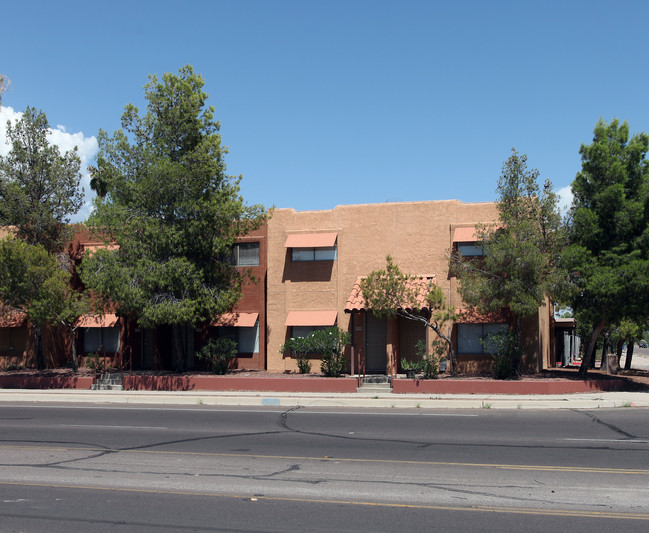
[[0, 105, 98, 222], [557, 185, 573, 215]]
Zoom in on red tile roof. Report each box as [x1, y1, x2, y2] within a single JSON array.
[[0, 307, 26, 328], [345, 275, 437, 312]]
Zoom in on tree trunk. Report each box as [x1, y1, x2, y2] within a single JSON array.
[[624, 337, 635, 370], [70, 326, 78, 372], [174, 324, 186, 373], [616, 338, 625, 367], [34, 324, 45, 370], [578, 320, 606, 379], [600, 331, 610, 372]]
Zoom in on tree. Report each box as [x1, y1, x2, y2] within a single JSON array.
[[0, 237, 86, 369], [453, 150, 564, 373], [562, 119, 649, 378], [361, 256, 457, 375], [0, 107, 83, 253], [0, 74, 9, 105], [80, 65, 267, 371]]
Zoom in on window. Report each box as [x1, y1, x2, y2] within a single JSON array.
[[291, 325, 329, 338], [457, 323, 507, 354], [218, 321, 260, 353], [230, 242, 260, 266], [83, 327, 120, 353], [291, 246, 337, 262], [457, 243, 484, 257]]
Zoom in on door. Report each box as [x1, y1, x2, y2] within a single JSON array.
[[365, 313, 387, 373]]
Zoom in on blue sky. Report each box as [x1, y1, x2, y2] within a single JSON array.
[[2, 0, 649, 220]]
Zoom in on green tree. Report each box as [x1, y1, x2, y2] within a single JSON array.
[[0, 237, 87, 369], [361, 256, 457, 375], [562, 119, 649, 378], [80, 65, 266, 371], [454, 150, 564, 372], [0, 74, 9, 105], [0, 107, 83, 253]]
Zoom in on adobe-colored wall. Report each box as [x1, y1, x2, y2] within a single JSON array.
[[266, 201, 499, 372]]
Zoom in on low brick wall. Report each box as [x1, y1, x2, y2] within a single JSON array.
[[123, 375, 359, 393], [392, 378, 626, 395], [0, 376, 94, 389]]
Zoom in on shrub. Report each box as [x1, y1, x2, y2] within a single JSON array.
[[280, 327, 351, 377], [418, 339, 442, 379], [196, 337, 238, 374], [280, 336, 313, 374], [485, 331, 522, 380]]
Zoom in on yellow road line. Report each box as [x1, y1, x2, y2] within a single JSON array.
[[0, 480, 648, 521], [1, 444, 648, 475]]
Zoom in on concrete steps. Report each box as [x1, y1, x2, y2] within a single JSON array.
[[357, 375, 392, 394], [91, 373, 123, 391]]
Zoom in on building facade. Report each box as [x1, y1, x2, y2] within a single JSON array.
[[265, 200, 552, 374]]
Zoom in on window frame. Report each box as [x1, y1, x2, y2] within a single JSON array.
[[457, 323, 508, 354], [291, 245, 337, 262], [230, 242, 260, 267]]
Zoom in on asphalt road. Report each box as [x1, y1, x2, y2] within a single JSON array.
[[1, 404, 648, 532]]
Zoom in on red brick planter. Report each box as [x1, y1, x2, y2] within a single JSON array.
[[123, 375, 358, 393], [392, 378, 626, 395], [0, 376, 94, 389]]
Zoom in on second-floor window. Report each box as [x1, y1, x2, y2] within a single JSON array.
[[230, 242, 260, 266], [292, 245, 337, 262], [457, 243, 484, 257]]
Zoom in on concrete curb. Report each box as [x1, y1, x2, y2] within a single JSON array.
[[1, 389, 648, 409]]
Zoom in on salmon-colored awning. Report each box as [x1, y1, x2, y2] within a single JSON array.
[[452, 227, 478, 243], [285, 310, 338, 327], [76, 313, 119, 328], [212, 312, 259, 328], [284, 233, 337, 248]]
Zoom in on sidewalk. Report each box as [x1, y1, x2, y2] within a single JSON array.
[[1, 388, 648, 409]]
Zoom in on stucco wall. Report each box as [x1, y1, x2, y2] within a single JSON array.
[[267, 200, 499, 372]]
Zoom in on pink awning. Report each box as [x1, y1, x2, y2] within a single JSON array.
[[284, 233, 337, 248], [285, 310, 338, 327], [75, 313, 119, 328], [212, 312, 259, 328], [452, 227, 478, 242]]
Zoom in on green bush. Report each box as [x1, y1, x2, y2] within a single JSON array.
[[280, 327, 350, 377], [420, 339, 443, 379], [485, 331, 522, 380], [196, 337, 238, 374], [280, 336, 313, 374]]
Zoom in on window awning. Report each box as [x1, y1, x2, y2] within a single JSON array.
[[212, 312, 259, 328], [452, 227, 478, 243], [75, 313, 120, 328], [285, 310, 338, 327], [284, 232, 337, 248]]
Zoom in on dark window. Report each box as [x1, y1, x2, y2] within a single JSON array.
[[231, 242, 260, 266]]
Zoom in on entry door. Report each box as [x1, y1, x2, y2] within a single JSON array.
[[365, 313, 387, 373]]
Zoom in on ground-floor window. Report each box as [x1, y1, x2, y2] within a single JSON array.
[[218, 321, 260, 353], [0, 327, 27, 353], [83, 326, 121, 353], [457, 323, 508, 354], [290, 325, 328, 339]]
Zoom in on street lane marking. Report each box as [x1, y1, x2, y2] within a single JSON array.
[[2, 444, 648, 475], [59, 424, 168, 430], [563, 438, 649, 444], [0, 480, 648, 521]]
